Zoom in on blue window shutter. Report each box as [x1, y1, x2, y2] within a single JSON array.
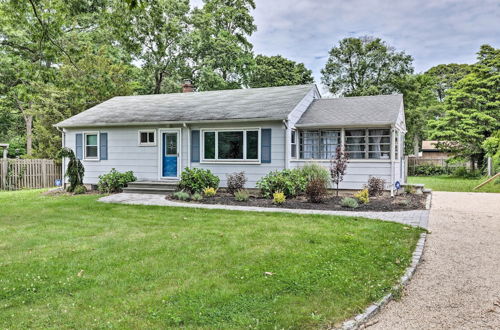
[[261, 128, 272, 163], [100, 133, 108, 160], [75, 133, 83, 160], [191, 130, 200, 162]]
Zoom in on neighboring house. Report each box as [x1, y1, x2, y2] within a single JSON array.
[[420, 140, 452, 159], [55, 84, 406, 191]]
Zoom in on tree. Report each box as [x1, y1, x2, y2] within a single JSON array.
[[108, 0, 190, 94], [321, 36, 413, 96], [248, 55, 314, 88], [425, 63, 471, 102], [330, 145, 349, 196], [428, 45, 500, 169], [189, 0, 256, 90], [59, 147, 84, 192]]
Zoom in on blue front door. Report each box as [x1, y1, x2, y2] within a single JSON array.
[[162, 132, 178, 177]]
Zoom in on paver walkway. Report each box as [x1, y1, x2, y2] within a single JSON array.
[[99, 193, 430, 228], [370, 192, 500, 329]]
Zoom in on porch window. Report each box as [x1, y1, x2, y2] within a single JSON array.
[[84, 133, 98, 159], [203, 129, 260, 161], [345, 129, 391, 159], [299, 130, 340, 159]]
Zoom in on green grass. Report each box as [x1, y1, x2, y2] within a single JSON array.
[[0, 190, 423, 329], [408, 175, 500, 193]]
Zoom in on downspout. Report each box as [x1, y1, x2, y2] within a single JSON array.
[[283, 120, 289, 169], [184, 122, 190, 169], [390, 126, 395, 197]]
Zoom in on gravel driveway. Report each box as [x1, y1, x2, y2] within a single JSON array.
[[369, 192, 500, 329]]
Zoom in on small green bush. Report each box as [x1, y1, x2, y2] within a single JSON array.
[[452, 166, 481, 178], [97, 169, 136, 193], [257, 169, 307, 198], [73, 185, 87, 195], [300, 163, 330, 185], [172, 191, 190, 201], [203, 187, 217, 197], [179, 168, 220, 194], [226, 172, 247, 195], [234, 189, 250, 202], [341, 197, 359, 208], [191, 192, 203, 201], [413, 164, 448, 176], [404, 185, 416, 194]]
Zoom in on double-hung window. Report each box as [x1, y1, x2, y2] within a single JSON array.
[[84, 132, 99, 160], [299, 130, 340, 159], [203, 129, 260, 162]]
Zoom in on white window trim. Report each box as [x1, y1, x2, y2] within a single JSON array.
[[298, 129, 341, 160], [83, 131, 99, 161], [201, 128, 261, 164], [138, 129, 157, 146]]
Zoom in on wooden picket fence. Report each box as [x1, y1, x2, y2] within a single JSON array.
[[0, 159, 62, 190]]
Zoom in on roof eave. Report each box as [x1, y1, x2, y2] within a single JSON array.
[[294, 122, 394, 128]]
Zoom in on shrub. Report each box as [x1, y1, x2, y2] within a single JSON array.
[[273, 191, 286, 205], [59, 148, 84, 192], [234, 189, 250, 202], [354, 189, 369, 204], [203, 187, 217, 197], [365, 177, 385, 196], [300, 163, 330, 185], [97, 169, 136, 193], [404, 185, 416, 194], [226, 172, 247, 194], [256, 169, 307, 198], [341, 197, 358, 208], [179, 168, 220, 194], [191, 192, 203, 201], [452, 166, 481, 178], [305, 178, 328, 203], [73, 185, 87, 195], [413, 164, 448, 176], [330, 145, 349, 196], [172, 191, 190, 201]]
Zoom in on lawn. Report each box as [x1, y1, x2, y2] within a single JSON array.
[[0, 190, 423, 329], [408, 175, 500, 193]]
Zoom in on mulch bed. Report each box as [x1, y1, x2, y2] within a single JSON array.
[[167, 192, 426, 212]]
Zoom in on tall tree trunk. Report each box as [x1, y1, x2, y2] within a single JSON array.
[[154, 71, 163, 94], [413, 135, 419, 156], [24, 114, 33, 156]]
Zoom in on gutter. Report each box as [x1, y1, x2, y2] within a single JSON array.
[[56, 126, 66, 190], [283, 120, 289, 169]]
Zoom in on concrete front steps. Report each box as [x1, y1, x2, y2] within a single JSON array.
[[122, 180, 178, 194]]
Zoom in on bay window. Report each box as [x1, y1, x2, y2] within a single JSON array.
[[203, 129, 260, 161]]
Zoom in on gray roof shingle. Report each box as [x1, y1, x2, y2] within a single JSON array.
[[56, 84, 315, 128], [296, 94, 403, 127]]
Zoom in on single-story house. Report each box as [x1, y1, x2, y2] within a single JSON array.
[[55, 83, 406, 192], [420, 140, 452, 159]]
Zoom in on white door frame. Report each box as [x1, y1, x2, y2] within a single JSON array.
[[158, 128, 182, 180]]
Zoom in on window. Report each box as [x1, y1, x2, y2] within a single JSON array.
[[299, 130, 340, 159], [344, 129, 391, 159], [203, 129, 260, 161], [84, 133, 98, 159], [138, 130, 156, 146], [291, 130, 297, 158]]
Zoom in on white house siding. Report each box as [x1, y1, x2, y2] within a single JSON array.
[[63, 126, 160, 185], [289, 160, 392, 190], [189, 121, 285, 187]]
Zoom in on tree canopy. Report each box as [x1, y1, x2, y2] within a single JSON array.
[[248, 55, 314, 88]]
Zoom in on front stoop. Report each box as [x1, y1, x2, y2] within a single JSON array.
[[122, 181, 178, 194]]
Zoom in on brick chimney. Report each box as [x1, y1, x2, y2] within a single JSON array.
[[182, 79, 194, 93]]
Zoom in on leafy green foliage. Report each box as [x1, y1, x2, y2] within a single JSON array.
[[413, 164, 450, 176], [256, 169, 307, 198], [203, 187, 217, 197], [425, 63, 472, 102], [226, 171, 247, 194], [234, 189, 250, 202], [72, 185, 87, 195], [428, 45, 500, 168], [300, 163, 331, 185], [59, 147, 84, 192], [97, 169, 137, 194], [248, 55, 314, 88], [321, 36, 413, 96], [179, 167, 220, 194], [305, 178, 328, 203], [482, 130, 500, 172], [191, 192, 203, 201], [341, 197, 358, 208]]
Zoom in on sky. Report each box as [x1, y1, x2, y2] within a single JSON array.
[[193, 0, 499, 92]]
